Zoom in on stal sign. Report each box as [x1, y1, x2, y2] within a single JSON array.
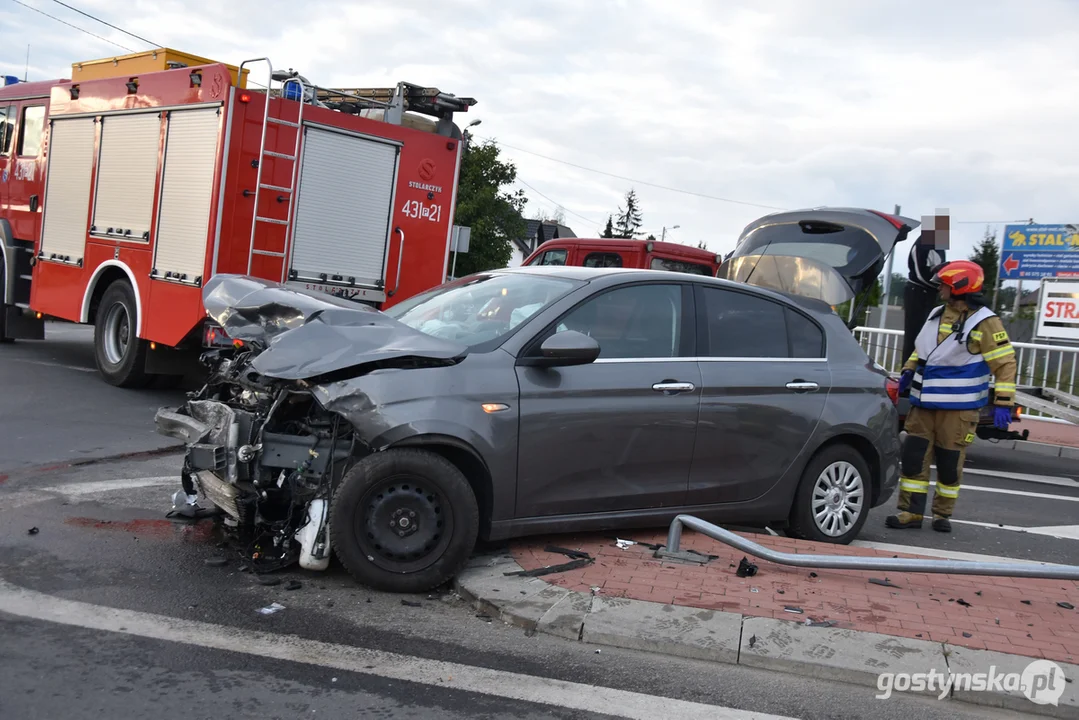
[[1036, 278, 1079, 342], [1000, 224, 1079, 279]]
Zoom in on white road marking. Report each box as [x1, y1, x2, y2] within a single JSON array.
[[5, 357, 96, 373], [931, 481, 1079, 503], [851, 540, 1069, 566], [949, 519, 1079, 541], [0, 578, 794, 720], [958, 467, 1078, 488], [42, 477, 177, 497]]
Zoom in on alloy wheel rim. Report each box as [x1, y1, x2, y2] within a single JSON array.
[[811, 461, 865, 537]]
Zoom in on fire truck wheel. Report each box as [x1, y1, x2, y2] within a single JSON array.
[[786, 444, 871, 545], [330, 448, 480, 593], [94, 281, 151, 388], [0, 255, 11, 344]]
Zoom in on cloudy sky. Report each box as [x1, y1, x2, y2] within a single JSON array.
[[3, 0, 1077, 276]]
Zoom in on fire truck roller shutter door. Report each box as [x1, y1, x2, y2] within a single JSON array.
[[92, 112, 160, 242], [152, 107, 221, 282], [39, 117, 96, 264], [289, 126, 399, 288]]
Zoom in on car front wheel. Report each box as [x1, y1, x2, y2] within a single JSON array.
[[787, 445, 871, 544], [330, 448, 479, 593]]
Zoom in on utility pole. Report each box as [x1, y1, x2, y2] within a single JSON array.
[[24, 45, 30, 82], [877, 204, 901, 328], [661, 225, 679, 241]]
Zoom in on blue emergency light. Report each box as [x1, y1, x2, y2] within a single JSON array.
[[3, 76, 20, 87]]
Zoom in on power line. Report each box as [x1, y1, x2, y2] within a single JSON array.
[[8, 0, 135, 52], [48, 0, 160, 48], [477, 136, 787, 211], [516, 177, 602, 229]]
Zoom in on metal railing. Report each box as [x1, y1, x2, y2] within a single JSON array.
[[661, 515, 1079, 580], [854, 325, 1079, 420]]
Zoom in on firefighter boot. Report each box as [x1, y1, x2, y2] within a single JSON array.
[[889, 414, 933, 531], [932, 516, 952, 533], [886, 512, 924, 529]]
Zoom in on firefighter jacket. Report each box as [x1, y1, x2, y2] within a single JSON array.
[[903, 300, 1018, 410]]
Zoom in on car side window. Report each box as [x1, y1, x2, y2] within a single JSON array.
[[538, 249, 567, 266], [701, 286, 789, 358], [17, 105, 46, 157], [787, 308, 825, 358], [583, 252, 623, 268], [650, 257, 712, 276], [0, 105, 14, 155], [552, 284, 684, 359]]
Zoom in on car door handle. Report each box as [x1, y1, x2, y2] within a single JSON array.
[[785, 381, 819, 392], [652, 381, 695, 394]]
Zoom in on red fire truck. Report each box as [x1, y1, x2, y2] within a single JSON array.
[[0, 48, 475, 387]]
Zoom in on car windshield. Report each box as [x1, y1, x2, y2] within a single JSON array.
[[383, 273, 579, 347]]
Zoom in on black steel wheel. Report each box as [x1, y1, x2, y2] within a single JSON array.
[[330, 448, 479, 592]]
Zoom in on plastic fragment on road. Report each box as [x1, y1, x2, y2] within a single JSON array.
[[545, 545, 591, 560], [257, 602, 285, 615], [503, 557, 593, 577], [868, 577, 900, 588], [784, 607, 804, 614], [736, 557, 758, 578], [805, 619, 837, 628], [27, 527, 39, 535], [1059, 602, 1075, 610], [615, 539, 636, 550]]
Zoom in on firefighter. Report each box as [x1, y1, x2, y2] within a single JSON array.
[[886, 260, 1018, 532]]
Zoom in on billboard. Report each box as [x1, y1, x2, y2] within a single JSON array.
[[1035, 279, 1079, 342], [999, 224, 1079, 280]]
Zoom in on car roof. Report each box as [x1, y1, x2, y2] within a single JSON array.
[[490, 266, 833, 316]]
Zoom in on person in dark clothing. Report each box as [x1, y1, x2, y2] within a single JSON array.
[[902, 226, 948, 362]]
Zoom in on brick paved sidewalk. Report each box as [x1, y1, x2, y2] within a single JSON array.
[[511, 529, 1079, 665], [1022, 417, 1079, 448]]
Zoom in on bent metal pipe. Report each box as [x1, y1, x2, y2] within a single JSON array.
[[663, 514, 1079, 581]]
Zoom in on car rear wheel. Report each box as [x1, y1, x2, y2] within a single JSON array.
[[330, 448, 479, 593], [787, 445, 870, 544]]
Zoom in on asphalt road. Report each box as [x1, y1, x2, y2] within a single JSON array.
[[0, 459, 1025, 720], [0, 323, 192, 473], [0, 321, 1073, 719]]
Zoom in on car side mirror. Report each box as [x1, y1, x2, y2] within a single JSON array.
[[522, 330, 601, 367]]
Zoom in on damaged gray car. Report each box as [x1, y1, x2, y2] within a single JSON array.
[[156, 208, 909, 592]]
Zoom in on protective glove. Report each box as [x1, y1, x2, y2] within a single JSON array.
[[993, 406, 1012, 430], [898, 369, 914, 396]]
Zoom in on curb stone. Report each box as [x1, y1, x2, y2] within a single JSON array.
[[453, 552, 1078, 718]]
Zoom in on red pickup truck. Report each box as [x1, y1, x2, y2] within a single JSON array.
[[521, 237, 723, 275]]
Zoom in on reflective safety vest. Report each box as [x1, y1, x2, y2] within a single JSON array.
[[910, 304, 998, 410]]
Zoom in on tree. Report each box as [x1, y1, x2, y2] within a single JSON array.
[[696, 240, 708, 250], [600, 215, 614, 238], [970, 226, 1000, 303], [450, 139, 527, 276], [646, 234, 657, 241], [613, 189, 643, 238]]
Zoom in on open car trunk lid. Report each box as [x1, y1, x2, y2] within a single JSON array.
[[718, 207, 920, 304]]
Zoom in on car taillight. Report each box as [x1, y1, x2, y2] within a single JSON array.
[[203, 324, 239, 348], [869, 209, 906, 230], [885, 377, 900, 405]]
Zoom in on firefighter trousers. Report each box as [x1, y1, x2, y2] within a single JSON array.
[[897, 406, 979, 519]]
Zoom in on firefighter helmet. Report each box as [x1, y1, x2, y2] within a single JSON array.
[[932, 260, 984, 296]]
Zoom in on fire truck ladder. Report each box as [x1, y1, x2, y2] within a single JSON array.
[[238, 58, 309, 280]]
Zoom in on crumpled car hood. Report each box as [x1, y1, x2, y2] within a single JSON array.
[[202, 274, 468, 381]]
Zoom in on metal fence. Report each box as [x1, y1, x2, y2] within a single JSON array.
[[854, 326, 1079, 420]]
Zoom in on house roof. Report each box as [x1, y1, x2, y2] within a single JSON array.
[[512, 218, 576, 254]]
